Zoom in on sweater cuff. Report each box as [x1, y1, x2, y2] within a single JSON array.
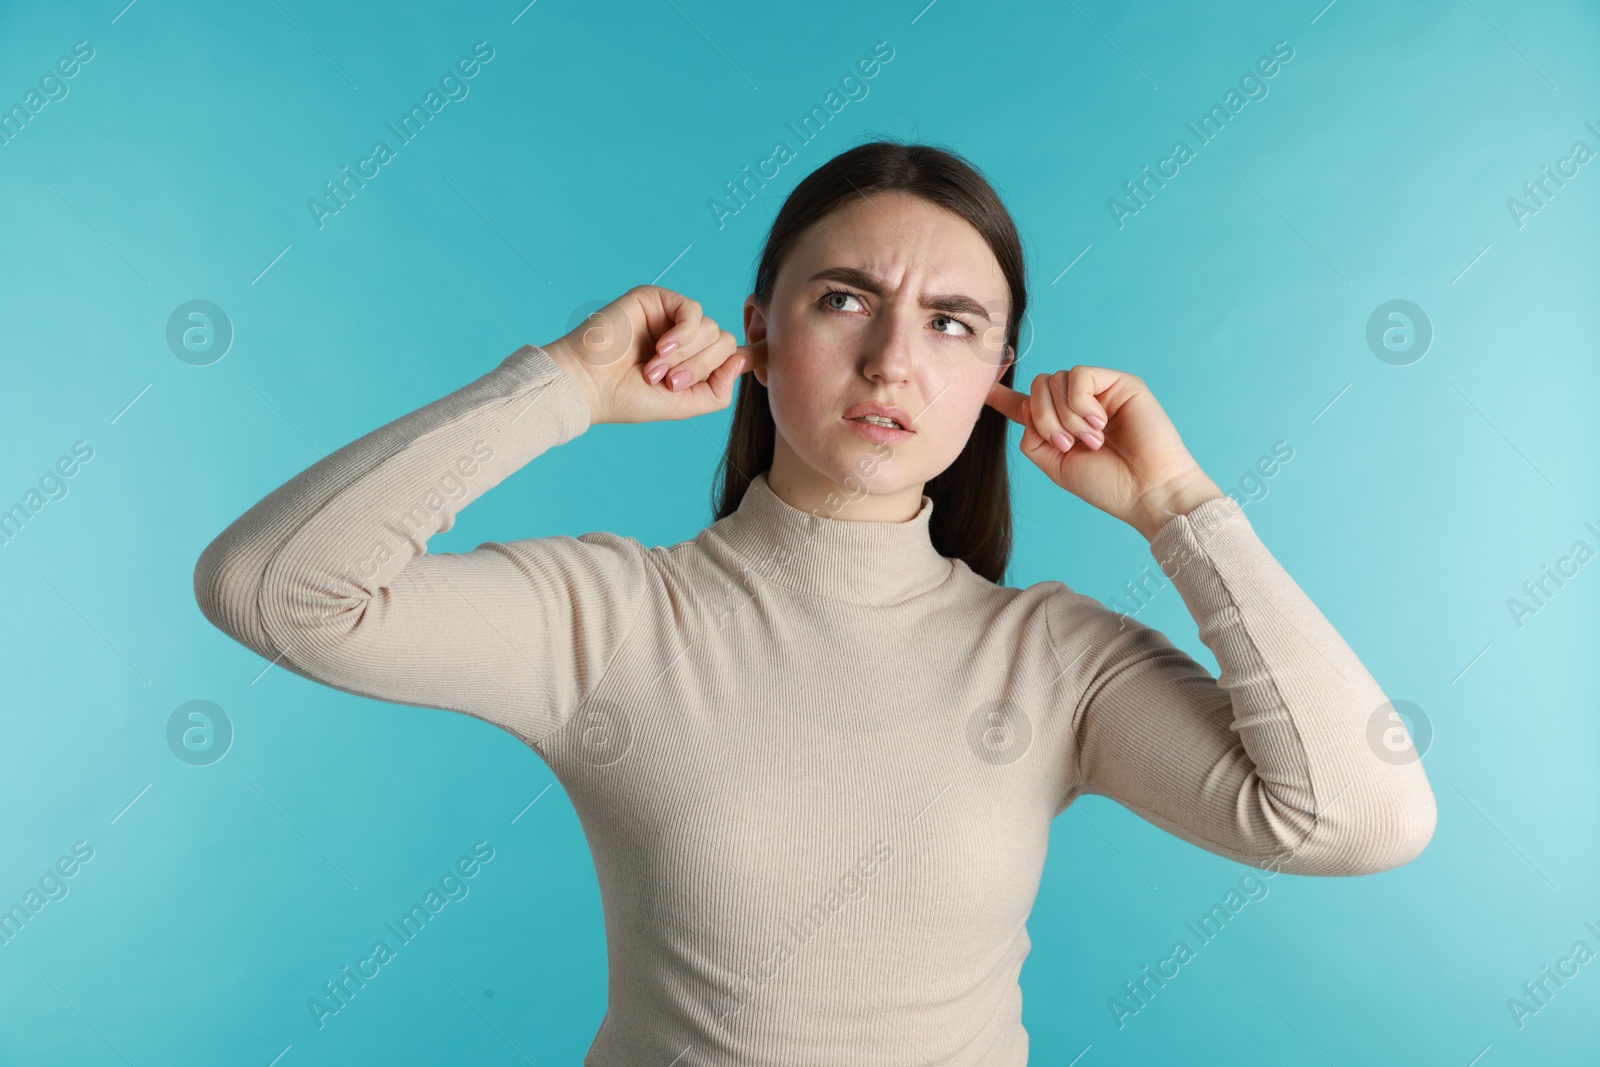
[[496, 342, 595, 438], [1146, 493, 1249, 578]]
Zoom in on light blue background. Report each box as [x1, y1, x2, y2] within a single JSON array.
[[2, 0, 1597, 1064]]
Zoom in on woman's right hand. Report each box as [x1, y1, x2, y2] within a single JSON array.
[[542, 285, 756, 425]]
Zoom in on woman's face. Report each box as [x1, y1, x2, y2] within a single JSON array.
[[744, 190, 1015, 520]]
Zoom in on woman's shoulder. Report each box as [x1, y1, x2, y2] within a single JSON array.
[[920, 565, 1082, 630], [982, 572, 1136, 643]]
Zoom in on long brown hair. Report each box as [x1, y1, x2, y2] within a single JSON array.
[[711, 138, 1027, 586]]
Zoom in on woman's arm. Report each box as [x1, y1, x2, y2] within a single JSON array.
[[192, 342, 650, 746], [1047, 494, 1437, 876], [987, 364, 1435, 875]]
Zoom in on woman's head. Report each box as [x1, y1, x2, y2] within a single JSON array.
[[715, 140, 1027, 584]]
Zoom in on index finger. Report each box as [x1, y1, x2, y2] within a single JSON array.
[[986, 381, 1029, 427]]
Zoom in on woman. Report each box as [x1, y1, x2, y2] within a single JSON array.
[[194, 141, 1436, 1064]]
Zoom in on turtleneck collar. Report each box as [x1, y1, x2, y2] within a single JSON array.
[[705, 471, 954, 605]]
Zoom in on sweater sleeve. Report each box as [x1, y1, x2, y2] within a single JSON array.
[[192, 343, 650, 746], [1046, 494, 1437, 876]]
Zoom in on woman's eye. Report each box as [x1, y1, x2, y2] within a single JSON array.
[[822, 289, 974, 339], [822, 289, 862, 312], [933, 314, 975, 337]]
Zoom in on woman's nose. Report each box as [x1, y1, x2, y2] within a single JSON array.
[[862, 316, 917, 381]]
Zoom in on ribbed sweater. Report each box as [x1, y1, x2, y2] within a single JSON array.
[[193, 343, 1437, 1065]]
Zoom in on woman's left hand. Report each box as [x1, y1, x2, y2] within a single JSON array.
[[986, 365, 1225, 541]]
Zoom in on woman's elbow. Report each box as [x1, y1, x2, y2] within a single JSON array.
[[192, 536, 298, 662], [1262, 785, 1438, 877], [1345, 787, 1438, 875], [192, 536, 251, 638]]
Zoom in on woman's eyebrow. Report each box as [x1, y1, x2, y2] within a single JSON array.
[[807, 266, 999, 322]]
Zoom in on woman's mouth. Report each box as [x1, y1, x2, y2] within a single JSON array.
[[844, 414, 915, 444]]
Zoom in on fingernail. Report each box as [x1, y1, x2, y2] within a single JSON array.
[[1081, 430, 1103, 449], [646, 362, 668, 384], [1086, 413, 1106, 431], [1051, 431, 1074, 452], [669, 368, 692, 390], [658, 340, 678, 356]]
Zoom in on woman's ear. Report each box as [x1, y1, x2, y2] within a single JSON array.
[[994, 343, 1016, 384], [748, 339, 770, 387], [743, 296, 771, 387]]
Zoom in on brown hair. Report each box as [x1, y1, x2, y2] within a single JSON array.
[[711, 138, 1028, 585]]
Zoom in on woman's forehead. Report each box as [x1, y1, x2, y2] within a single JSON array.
[[786, 200, 1007, 304]]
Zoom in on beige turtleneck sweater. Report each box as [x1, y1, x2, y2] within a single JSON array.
[[193, 342, 1437, 1065]]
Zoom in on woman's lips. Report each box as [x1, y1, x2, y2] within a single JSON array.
[[844, 415, 915, 444]]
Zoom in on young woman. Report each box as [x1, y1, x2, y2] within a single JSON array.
[[194, 141, 1436, 1065]]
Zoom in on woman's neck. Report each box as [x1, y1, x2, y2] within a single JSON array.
[[766, 444, 926, 524]]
